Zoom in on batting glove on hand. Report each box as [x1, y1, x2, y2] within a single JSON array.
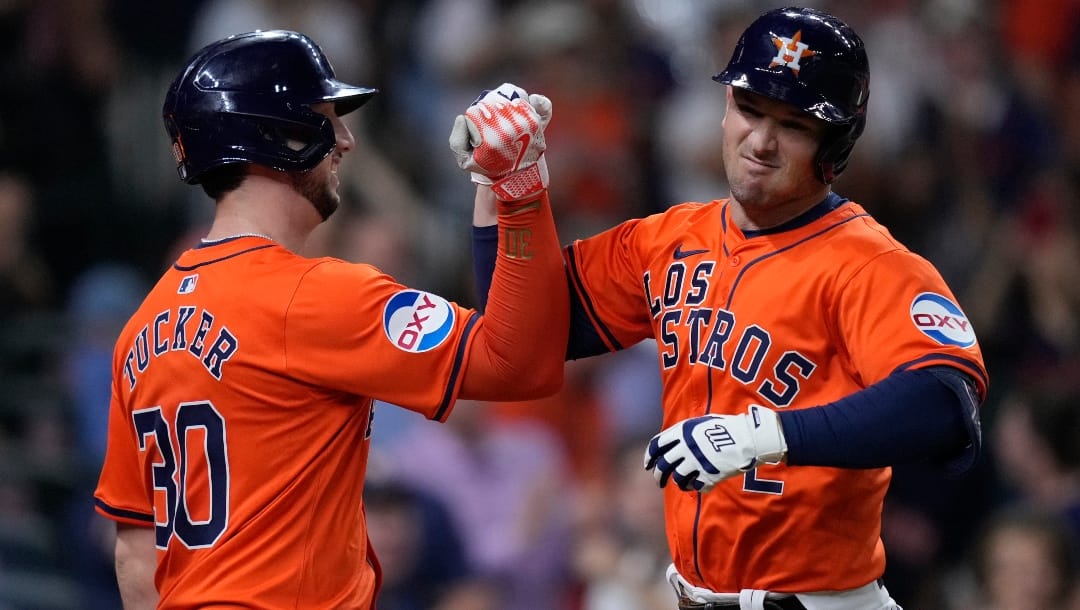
[[644, 405, 787, 493], [449, 82, 553, 201]]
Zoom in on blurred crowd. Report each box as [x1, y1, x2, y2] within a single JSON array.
[[1, 0, 1080, 608]]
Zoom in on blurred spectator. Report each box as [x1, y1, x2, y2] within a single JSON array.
[[947, 506, 1079, 610], [365, 479, 500, 610], [487, 358, 612, 486], [0, 171, 54, 316], [570, 436, 671, 610], [592, 340, 664, 448], [965, 167, 1080, 379], [186, 0, 372, 80], [502, 0, 673, 239], [60, 262, 147, 608], [104, 0, 207, 223], [0, 0, 122, 293], [998, 0, 1080, 106], [990, 386, 1080, 552], [64, 262, 147, 467], [380, 399, 575, 610]]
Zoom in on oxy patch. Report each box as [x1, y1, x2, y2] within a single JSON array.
[[382, 290, 455, 353], [909, 292, 976, 348]]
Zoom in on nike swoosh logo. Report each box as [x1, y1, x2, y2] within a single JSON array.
[[673, 244, 709, 260], [513, 133, 531, 171]]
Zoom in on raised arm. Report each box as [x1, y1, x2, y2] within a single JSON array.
[[450, 85, 568, 399]]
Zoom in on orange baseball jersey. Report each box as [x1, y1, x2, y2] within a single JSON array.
[[94, 235, 481, 608], [565, 195, 988, 593]]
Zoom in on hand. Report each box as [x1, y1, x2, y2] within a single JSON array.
[[644, 405, 787, 492], [449, 82, 553, 201]]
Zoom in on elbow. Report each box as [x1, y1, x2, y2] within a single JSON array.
[[507, 362, 564, 399]]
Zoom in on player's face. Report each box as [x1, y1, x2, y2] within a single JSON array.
[[291, 103, 355, 221], [721, 87, 829, 227]]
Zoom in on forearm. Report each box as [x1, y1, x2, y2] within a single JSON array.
[[461, 188, 568, 398], [780, 367, 980, 473], [114, 522, 158, 609], [474, 223, 609, 360], [472, 184, 498, 227]]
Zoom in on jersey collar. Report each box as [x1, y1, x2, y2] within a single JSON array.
[[741, 192, 849, 238]]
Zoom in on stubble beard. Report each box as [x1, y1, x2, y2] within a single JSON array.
[[291, 169, 340, 221]]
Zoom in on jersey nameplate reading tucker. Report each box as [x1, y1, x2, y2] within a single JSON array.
[[120, 303, 238, 390], [644, 259, 816, 409]]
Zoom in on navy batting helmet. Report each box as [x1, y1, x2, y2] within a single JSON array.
[[163, 30, 377, 184], [714, 7, 869, 183]]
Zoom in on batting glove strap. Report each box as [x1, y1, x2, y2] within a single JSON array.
[[491, 156, 548, 202], [644, 405, 787, 492], [743, 404, 786, 466]]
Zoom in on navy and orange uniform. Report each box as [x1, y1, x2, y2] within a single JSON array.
[[95, 195, 566, 608], [564, 194, 988, 592]]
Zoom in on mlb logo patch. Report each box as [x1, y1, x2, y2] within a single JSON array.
[[178, 274, 198, 295], [382, 290, 455, 353], [909, 293, 976, 348]]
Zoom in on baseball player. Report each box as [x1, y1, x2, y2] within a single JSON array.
[[93, 31, 564, 608], [469, 7, 987, 610]]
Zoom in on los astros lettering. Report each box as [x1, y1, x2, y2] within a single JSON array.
[[643, 260, 817, 408]]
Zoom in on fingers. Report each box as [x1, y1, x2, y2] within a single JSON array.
[[449, 115, 468, 148], [528, 94, 553, 126], [466, 114, 482, 147], [645, 434, 685, 489], [449, 114, 486, 170], [672, 468, 704, 492], [474, 84, 550, 125], [645, 437, 706, 492], [449, 115, 471, 169], [645, 416, 733, 494], [644, 434, 677, 470], [473, 83, 528, 106]]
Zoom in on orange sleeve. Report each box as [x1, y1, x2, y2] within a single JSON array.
[[565, 205, 704, 351], [282, 261, 478, 421], [94, 364, 156, 526], [461, 190, 569, 399], [837, 249, 989, 397]]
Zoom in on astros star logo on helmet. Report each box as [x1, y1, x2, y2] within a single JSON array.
[[770, 30, 815, 73]]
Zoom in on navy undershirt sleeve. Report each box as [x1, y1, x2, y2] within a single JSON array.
[[780, 366, 980, 475], [473, 224, 607, 359], [471, 225, 498, 313]]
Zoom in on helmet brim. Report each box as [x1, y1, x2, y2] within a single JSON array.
[[714, 69, 851, 125], [321, 81, 378, 116]]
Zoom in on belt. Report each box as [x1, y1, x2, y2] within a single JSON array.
[[677, 594, 806, 610]]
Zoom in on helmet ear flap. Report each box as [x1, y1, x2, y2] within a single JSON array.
[[253, 112, 336, 160], [816, 113, 865, 184]]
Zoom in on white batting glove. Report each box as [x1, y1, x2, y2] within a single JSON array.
[[644, 405, 787, 493], [449, 82, 553, 201]]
